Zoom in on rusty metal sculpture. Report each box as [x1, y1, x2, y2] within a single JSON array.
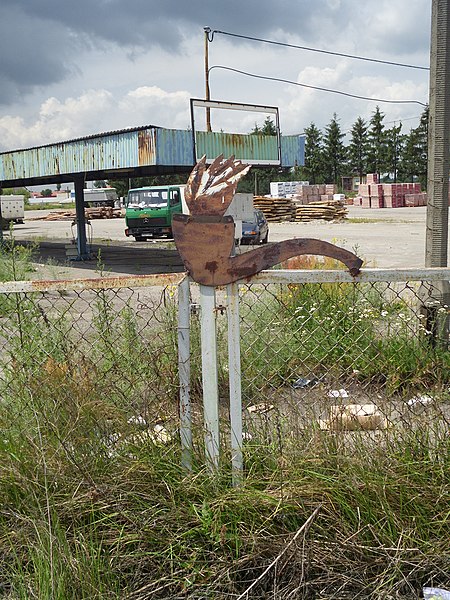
[[172, 155, 363, 286]]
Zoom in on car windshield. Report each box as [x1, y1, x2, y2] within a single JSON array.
[[243, 212, 260, 225], [127, 190, 168, 208]]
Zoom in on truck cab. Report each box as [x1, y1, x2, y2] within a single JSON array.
[[124, 185, 185, 241]]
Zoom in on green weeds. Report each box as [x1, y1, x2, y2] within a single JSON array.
[[0, 246, 448, 598]]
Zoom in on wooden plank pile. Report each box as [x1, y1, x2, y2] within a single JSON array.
[[253, 196, 296, 222], [30, 207, 125, 221], [254, 195, 347, 223], [294, 200, 348, 222]]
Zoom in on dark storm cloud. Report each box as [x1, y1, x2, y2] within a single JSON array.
[[0, 0, 430, 106]]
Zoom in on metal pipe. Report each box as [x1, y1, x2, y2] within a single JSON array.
[[199, 284, 220, 469], [204, 27, 212, 132], [73, 176, 90, 260]]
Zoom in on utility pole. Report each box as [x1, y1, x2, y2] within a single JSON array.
[[426, 0, 450, 267], [204, 27, 212, 132], [423, 0, 450, 345]]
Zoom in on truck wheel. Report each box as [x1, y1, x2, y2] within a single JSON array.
[[134, 235, 144, 242], [261, 233, 269, 244]]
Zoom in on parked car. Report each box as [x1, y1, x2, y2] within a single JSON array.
[[241, 209, 269, 245]]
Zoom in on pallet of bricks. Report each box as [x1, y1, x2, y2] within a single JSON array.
[[292, 183, 347, 221], [353, 173, 427, 208]]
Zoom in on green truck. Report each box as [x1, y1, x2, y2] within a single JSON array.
[[124, 185, 185, 241], [124, 184, 254, 243]]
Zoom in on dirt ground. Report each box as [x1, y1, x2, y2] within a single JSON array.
[[6, 205, 444, 281]]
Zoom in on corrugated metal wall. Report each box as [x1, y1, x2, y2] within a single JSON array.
[[0, 127, 304, 184], [195, 131, 280, 164], [281, 135, 305, 169]]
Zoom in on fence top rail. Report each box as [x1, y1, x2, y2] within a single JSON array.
[[246, 268, 450, 285], [1, 267, 450, 294], [0, 272, 185, 294]]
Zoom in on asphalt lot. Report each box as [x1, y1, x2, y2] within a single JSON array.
[[6, 205, 443, 280]]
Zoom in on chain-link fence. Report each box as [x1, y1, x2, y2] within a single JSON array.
[[0, 268, 449, 598], [236, 270, 450, 445], [0, 274, 187, 472], [1, 269, 449, 471]]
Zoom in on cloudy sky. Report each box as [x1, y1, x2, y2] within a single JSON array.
[[0, 0, 431, 152]]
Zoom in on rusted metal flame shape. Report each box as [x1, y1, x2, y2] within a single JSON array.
[[173, 155, 363, 286]]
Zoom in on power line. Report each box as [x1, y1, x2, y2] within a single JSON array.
[[209, 29, 430, 71], [208, 65, 428, 107]]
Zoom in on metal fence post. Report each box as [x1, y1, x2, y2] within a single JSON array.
[[199, 284, 220, 469], [227, 282, 243, 485], [178, 276, 192, 471]]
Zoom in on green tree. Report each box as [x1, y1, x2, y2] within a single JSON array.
[[303, 122, 324, 184], [94, 180, 107, 188], [397, 107, 428, 186], [347, 117, 369, 179], [251, 116, 277, 136], [40, 188, 53, 197], [384, 123, 403, 182], [323, 113, 345, 185], [367, 106, 387, 178], [414, 105, 429, 188]]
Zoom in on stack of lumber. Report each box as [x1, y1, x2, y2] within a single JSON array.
[[253, 196, 295, 222], [30, 207, 124, 221], [295, 200, 348, 222]]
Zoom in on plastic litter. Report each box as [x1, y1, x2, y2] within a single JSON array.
[[127, 415, 147, 427], [247, 403, 275, 414], [327, 388, 349, 398], [423, 587, 450, 600], [407, 395, 434, 408], [293, 376, 320, 389]]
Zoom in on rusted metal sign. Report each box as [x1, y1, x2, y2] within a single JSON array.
[[173, 155, 363, 286]]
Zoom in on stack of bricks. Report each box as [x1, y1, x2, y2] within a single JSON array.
[[354, 175, 425, 208], [404, 192, 427, 206], [294, 183, 337, 205]]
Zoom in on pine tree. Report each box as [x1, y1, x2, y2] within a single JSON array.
[[323, 113, 345, 185], [367, 106, 387, 178], [303, 122, 324, 184], [384, 123, 403, 182], [415, 106, 429, 188], [348, 117, 369, 179]]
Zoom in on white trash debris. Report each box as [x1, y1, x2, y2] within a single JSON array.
[[319, 404, 387, 431], [127, 415, 147, 427], [149, 424, 172, 444], [327, 389, 349, 398], [247, 403, 275, 414], [407, 395, 434, 408], [423, 587, 450, 600]]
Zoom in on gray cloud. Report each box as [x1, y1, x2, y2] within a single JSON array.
[[0, 0, 431, 107]]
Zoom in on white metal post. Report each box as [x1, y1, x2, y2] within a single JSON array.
[[199, 284, 220, 469], [227, 282, 243, 485], [177, 276, 192, 471]]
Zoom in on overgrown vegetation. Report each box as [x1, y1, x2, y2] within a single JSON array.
[[0, 245, 448, 598]]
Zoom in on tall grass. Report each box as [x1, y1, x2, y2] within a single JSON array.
[[0, 244, 448, 598]]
